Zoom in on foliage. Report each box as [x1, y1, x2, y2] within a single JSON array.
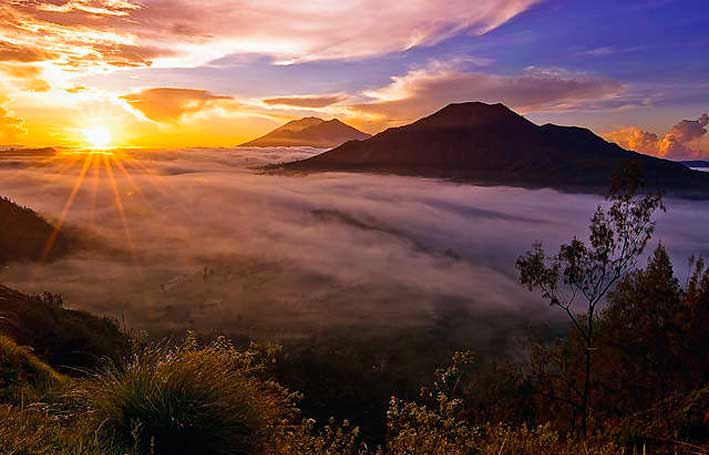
[[69, 334, 296, 455], [270, 417, 368, 455], [517, 180, 663, 434]]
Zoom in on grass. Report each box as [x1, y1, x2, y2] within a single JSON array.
[[69, 336, 293, 455], [0, 335, 67, 404]]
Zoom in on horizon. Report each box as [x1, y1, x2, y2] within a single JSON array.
[[0, 1, 707, 159]]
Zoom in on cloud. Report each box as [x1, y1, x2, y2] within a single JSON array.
[[344, 62, 626, 130], [0, 40, 58, 62], [0, 97, 25, 142], [120, 88, 234, 123], [0, 0, 540, 76], [604, 113, 709, 159], [263, 95, 347, 109], [0, 63, 51, 92]]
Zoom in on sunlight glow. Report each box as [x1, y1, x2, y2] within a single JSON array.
[[82, 127, 113, 149]]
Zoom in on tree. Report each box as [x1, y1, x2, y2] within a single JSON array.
[[516, 178, 663, 435], [598, 245, 683, 413]]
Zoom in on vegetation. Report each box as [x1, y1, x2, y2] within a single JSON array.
[[1, 179, 709, 453], [517, 173, 663, 434], [0, 286, 129, 373]]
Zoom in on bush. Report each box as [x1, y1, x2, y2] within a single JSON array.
[[70, 335, 294, 455]]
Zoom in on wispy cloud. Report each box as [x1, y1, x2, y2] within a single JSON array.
[[263, 95, 347, 109]]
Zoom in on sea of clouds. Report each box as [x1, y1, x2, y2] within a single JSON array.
[[0, 147, 708, 340]]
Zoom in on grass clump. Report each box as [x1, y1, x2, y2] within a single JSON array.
[[0, 334, 67, 404], [70, 334, 293, 455]]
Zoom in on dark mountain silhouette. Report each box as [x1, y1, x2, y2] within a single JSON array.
[[279, 102, 709, 198], [0, 196, 74, 264], [240, 117, 370, 148], [682, 160, 709, 168]]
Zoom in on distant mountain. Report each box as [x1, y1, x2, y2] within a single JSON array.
[[240, 117, 370, 148], [0, 147, 57, 156], [682, 160, 709, 168], [279, 102, 709, 198], [0, 196, 74, 264]]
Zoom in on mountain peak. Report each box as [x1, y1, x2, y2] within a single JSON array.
[[411, 101, 532, 130], [240, 117, 369, 148]]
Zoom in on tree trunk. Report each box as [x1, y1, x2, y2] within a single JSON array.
[[582, 345, 591, 436]]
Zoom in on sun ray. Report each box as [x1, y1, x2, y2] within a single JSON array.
[[89, 153, 102, 229], [39, 153, 94, 262], [103, 154, 136, 255]]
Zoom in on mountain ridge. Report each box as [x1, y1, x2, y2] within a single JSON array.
[[278, 102, 709, 198]]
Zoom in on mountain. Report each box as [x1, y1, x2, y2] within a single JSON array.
[[0, 147, 57, 156], [0, 196, 75, 264], [279, 102, 709, 197], [240, 117, 370, 148], [682, 160, 709, 168]]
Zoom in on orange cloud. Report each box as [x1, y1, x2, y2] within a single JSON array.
[[604, 114, 709, 159], [0, 63, 51, 92], [0, 40, 58, 62], [120, 88, 235, 123], [263, 95, 346, 108], [0, 97, 25, 142]]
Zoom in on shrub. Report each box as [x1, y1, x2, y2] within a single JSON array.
[[70, 335, 293, 455]]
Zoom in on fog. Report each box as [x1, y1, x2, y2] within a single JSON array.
[[1, 147, 708, 340]]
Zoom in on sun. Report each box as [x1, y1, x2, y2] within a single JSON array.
[[82, 127, 112, 149]]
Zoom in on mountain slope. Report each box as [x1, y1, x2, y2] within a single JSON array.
[[0, 285, 128, 372], [280, 102, 709, 197], [0, 196, 74, 264], [240, 117, 370, 148]]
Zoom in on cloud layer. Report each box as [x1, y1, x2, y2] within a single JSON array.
[[0, 148, 707, 339], [605, 113, 709, 159]]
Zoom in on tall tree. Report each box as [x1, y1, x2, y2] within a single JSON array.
[[516, 177, 663, 435], [599, 245, 683, 412]]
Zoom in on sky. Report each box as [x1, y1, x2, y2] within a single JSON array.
[[0, 0, 708, 158]]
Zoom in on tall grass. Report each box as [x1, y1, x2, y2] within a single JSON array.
[[0, 335, 67, 403], [69, 336, 292, 455]]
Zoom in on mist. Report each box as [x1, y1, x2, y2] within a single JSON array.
[[1, 147, 708, 340]]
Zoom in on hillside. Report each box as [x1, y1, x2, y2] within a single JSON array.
[[240, 117, 370, 148], [0, 196, 75, 264], [0, 285, 128, 372], [280, 102, 709, 197]]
